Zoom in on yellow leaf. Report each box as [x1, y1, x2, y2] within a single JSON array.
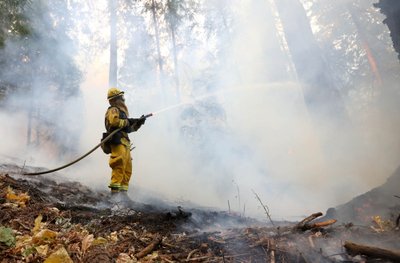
[[372, 215, 384, 230], [81, 234, 94, 253], [92, 237, 108, 246], [15, 235, 33, 251], [6, 186, 30, 207], [6, 186, 17, 200], [109, 231, 118, 242], [44, 246, 73, 263], [35, 244, 49, 257], [32, 214, 43, 234], [33, 229, 57, 244]]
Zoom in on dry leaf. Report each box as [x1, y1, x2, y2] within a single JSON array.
[[109, 231, 118, 242], [36, 244, 49, 257], [32, 214, 43, 234], [68, 243, 81, 254], [372, 215, 385, 232], [116, 253, 135, 263], [33, 229, 58, 244], [44, 246, 73, 263], [92, 237, 108, 246], [6, 186, 30, 207], [81, 234, 94, 253]]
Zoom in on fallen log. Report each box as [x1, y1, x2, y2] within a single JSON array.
[[294, 212, 337, 232], [344, 241, 400, 262], [311, 219, 337, 228], [301, 219, 337, 231], [298, 212, 323, 226], [135, 235, 162, 259]]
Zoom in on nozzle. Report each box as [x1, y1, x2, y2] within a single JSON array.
[[141, 113, 153, 119]]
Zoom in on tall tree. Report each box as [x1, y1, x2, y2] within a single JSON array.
[[147, 0, 163, 74], [118, 2, 157, 91], [0, 0, 31, 100], [304, 0, 399, 106], [163, 0, 197, 101], [273, 0, 347, 121], [0, 0, 82, 155], [347, 4, 382, 87], [0, 0, 30, 49], [164, 0, 182, 100], [374, 0, 400, 62], [109, 0, 118, 87]]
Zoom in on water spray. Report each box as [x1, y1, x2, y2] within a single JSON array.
[[22, 86, 244, 176]]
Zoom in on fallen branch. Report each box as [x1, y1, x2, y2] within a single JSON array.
[[252, 189, 275, 226], [270, 239, 276, 263], [294, 212, 324, 232], [186, 255, 212, 261], [344, 241, 400, 262], [186, 249, 199, 261], [298, 212, 323, 226], [160, 255, 174, 263], [311, 219, 337, 228], [135, 235, 162, 259], [300, 219, 337, 231]]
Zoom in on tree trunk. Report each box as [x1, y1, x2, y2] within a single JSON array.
[[151, 0, 163, 74], [348, 5, 383, 87], [170, 25, 180, 101], [374, 0, 400, 62], [151, 0, 166, 104], [109, 0, 118, 87], [273, 0, 347, 121]]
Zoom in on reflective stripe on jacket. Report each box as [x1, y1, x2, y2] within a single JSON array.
[[105, 106, 130, 146]]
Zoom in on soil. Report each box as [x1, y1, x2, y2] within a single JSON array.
[[1, 162, 400, 262]]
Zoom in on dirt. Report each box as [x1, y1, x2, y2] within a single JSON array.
[[1, 163, 400, 262]]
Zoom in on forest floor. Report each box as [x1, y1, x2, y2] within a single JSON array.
[[1, 163, 400, 262]]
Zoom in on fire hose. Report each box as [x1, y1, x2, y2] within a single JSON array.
[[23, 113, 153, 176]]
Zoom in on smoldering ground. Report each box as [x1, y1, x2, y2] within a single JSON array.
[[1, 0, 400, 221]]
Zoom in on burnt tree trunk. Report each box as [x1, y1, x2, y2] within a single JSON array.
[[273, 0, 347, 121], [348, 5, 383, 87], [374, 0, 400, 62]]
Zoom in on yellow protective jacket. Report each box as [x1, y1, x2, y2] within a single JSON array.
[[105, 106, 130, 147]]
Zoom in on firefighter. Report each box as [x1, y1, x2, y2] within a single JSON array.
[[105, 87, 145, 198]]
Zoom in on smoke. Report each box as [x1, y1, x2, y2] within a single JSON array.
[[1, 0, 400, 220], [0, 1, 84, 167]]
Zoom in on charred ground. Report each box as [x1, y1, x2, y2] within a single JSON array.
[[1, 163, 400, 262]]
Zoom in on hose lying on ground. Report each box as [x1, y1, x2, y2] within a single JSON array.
[[23, 128, 122, 176], [23, 113, 153, 176]]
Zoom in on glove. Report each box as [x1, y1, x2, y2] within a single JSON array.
[[138, 115, 146, 126], [127, 116, 146, 132], [128, 118, 137, 126]]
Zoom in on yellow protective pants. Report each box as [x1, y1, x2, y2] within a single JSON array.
[[108, 143, 132, 191]]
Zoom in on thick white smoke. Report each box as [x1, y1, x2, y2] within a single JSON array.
[[1, 0, 400, 220]]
